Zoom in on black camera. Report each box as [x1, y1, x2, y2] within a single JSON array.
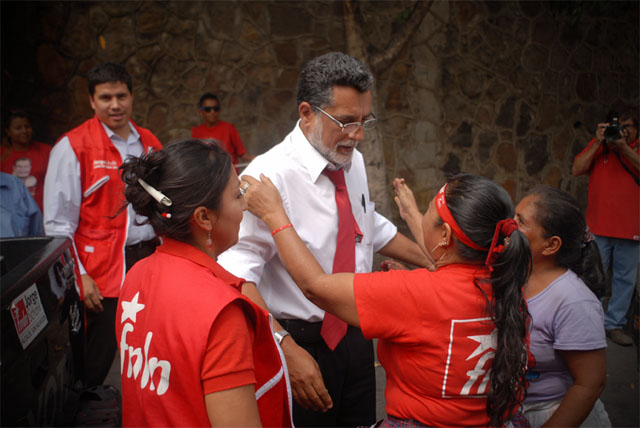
[[604, 117, 625, 142]]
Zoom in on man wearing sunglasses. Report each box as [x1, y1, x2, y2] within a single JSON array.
[[191, 93, 254, 165], [219, 52, 430, 427]]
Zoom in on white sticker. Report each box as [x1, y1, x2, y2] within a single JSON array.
[[84, 245, 94, 253], [10, 284, 48, 350]]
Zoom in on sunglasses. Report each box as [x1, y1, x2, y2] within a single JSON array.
[[200, 106, 220, 113]]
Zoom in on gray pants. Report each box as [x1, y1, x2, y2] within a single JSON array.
[[522, 398, 611, 428]]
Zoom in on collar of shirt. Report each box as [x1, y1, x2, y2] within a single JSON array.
[[100, 120, 140, 146], [290, 120, 352, 184], [157, 237, 245, 291]]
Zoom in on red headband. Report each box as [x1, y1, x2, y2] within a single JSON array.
[[435, 184, 486, 251], [435, 184, 518, 269]]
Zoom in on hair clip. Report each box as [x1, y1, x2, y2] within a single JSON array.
[[161, 212, 172, 219], [138, 178, 172, 207]]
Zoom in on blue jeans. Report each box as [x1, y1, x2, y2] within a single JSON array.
[[595, 235, 640, 330]]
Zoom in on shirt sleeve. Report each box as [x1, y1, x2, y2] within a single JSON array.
[[575, 137, 604, 163], [23, 185, 44, 237], [230, 124, 246, 157], [354, 269, 423, 341], [43, 136, 86, 274], [202, 300, 256, 394], [371, 211, 398, 253], [552, 299, 607, 351]]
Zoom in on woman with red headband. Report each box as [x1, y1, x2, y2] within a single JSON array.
[[242, 172, 532, 427]]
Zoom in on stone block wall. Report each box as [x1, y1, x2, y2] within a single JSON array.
[[2, 1, 638, 230]]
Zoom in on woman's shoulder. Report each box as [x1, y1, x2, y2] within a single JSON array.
[[550, 269, 599, 302]]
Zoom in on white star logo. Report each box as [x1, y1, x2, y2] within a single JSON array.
[[121, 292, 145, 323], [466, 328, 497, 361]]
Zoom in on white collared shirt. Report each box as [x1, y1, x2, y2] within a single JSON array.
[[218, 121, 397, 322], [43, 121, 155, 274]]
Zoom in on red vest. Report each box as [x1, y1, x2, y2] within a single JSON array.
[[117, 241, 293, 427], [64, 116, 162, 298]]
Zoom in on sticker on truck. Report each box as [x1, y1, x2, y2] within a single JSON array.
[[10, 284, 48, 349]]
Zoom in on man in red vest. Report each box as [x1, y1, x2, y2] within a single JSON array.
[[44, 63, 163, 386]]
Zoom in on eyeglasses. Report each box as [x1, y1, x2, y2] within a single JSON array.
[[200, 106, 220, 113], [315, 107, 377, 134]]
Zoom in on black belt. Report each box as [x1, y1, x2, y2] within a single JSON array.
[[278, 318, 323, 343], [126, 237, 161, 252], [125, 237, 160, 272]]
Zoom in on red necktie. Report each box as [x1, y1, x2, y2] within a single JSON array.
[[321, 168, 358, 350]]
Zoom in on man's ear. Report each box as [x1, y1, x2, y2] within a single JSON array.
[[542, 235, 562, 257], [299, 102, 315, 131], [192, 206, 217, 231], [88, 94, 96, 112]]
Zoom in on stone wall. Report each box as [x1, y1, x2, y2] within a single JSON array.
[[378, 0, 639, 219], [2, 1, 638, 230]]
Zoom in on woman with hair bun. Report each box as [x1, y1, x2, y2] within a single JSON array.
[[515, 186, 611, 427], [243, 172, 531, 427], [115, 139, 292, 427]]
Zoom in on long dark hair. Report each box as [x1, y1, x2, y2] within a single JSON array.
[[442, 173, 531, 427], [526, 186, 606, 297], [119, 139, 232, 241]]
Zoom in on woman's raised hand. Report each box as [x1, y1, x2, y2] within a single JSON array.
[[242, 174, 289, 229], [393, 178, 421, 223]]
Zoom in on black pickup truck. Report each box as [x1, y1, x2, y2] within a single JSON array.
[[1, 237, 84, 426]]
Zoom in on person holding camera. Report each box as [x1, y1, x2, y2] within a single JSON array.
[[572, 111, 639, 346]]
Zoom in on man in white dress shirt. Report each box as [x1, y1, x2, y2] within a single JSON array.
[[218, 52, 429, 427], [44, 63, 162, 386]]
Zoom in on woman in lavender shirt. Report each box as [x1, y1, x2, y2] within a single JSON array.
[[515, 186, 611, 427]]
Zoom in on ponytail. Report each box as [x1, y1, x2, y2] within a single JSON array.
[[569, 240, 606, 298], [441, 174, 531, 427], [483, 230, 531, 427]]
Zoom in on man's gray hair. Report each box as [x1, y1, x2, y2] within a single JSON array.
[[296, 52, 374, 109]]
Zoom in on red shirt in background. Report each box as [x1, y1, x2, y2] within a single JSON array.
[[576, 137, 639, 241], [192, 121, 247, 164], [0, 141, 52, 210]]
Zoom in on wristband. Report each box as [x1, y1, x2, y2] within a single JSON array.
[[271, 223, 293, 236], [274, 329, 290, 345]]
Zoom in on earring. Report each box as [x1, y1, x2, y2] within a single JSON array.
[[206, 229, 213, 249], [431, 241, 448, 262]]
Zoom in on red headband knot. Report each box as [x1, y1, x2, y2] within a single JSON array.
[[485, 218, 518, 269]]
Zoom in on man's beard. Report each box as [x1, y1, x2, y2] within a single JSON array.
[[308, 119, 357, 168]]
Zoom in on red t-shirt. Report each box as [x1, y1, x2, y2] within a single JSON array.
[[202, 301, 256, 394], [191, 121, 246, 164], [576, 137, 639, 240], [354, 264, 497, 427], [0, 141, 52, 210]]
